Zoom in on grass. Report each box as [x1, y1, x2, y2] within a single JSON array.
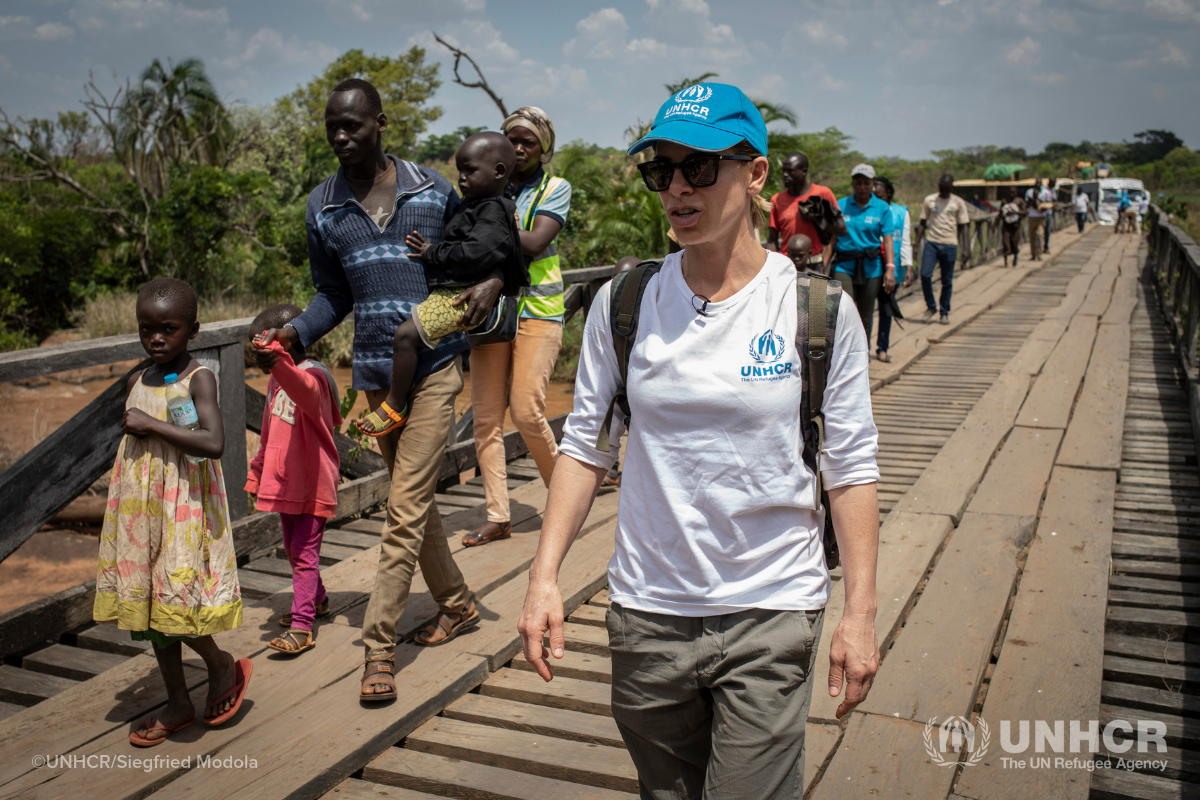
[[75, 290, 357, 367]]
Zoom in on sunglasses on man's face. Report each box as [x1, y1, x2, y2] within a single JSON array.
[[637, 154, 755, 192]]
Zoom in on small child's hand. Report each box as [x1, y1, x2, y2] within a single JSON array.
[[405, 230, 429, 258], [122, 408, 157, 437]]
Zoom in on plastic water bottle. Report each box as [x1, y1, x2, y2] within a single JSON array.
[[164, 373, 205, 464]]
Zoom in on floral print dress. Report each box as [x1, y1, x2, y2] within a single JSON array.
[[93, 366, 242, 636]]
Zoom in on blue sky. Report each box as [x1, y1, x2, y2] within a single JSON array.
[[0, 0, 1196, 161]]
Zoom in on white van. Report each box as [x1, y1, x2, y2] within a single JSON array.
[[1096, 178, 1146, 226]]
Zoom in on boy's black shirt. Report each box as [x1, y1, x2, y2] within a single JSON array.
[[421, 196, 529, 296]]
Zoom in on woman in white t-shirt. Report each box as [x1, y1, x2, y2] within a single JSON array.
[[518, 83, 882, 799]]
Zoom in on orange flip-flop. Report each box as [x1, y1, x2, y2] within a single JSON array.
[[204, 658, 253, 727], [129, 715, 194, 747]]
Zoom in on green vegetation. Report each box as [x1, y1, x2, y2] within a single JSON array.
[[2, 55, 1198, 363]]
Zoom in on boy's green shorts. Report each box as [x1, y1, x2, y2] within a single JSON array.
[[413, 286, 474, 348]]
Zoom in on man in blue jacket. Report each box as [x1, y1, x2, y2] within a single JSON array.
[[259, 79, 502, 701]]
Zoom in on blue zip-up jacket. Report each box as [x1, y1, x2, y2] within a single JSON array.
[[290, 155, 465, 391]]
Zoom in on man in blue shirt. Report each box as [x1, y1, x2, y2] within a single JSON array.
[[257, 79, 502, 701], [831, 163, 896, 339]]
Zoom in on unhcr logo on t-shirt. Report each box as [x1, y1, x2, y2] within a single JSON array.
[[742, 329, 793, 382], [664, 84, 713, 121]]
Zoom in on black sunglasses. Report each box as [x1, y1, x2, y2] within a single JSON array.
[[637, 154, 755, 192]]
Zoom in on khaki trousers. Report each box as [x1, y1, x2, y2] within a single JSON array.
[[361, 361, 471, 662], [1028, 216, 1046, 258], [469, 317, 563, 523]]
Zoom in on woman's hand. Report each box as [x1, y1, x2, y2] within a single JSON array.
[[453, 274, 504, 329], [518, 577, 566, 682], [405, 230, 430, 258], [828, 612, 880, 719], [122, 408, 159, 438], [883, 267, 896, 294]]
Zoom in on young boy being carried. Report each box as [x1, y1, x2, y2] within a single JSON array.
[[248, 304, 342, 655], [785, 234, 813, 272], [356, 131, 527, 437]]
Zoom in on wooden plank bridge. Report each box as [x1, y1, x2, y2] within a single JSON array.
[[1, 214, 1199, 800]]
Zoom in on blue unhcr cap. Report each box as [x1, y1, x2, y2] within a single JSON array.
[[627, 82, 767, 157]]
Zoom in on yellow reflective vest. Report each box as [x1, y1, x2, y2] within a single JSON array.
[[519, 173, 566, 319]]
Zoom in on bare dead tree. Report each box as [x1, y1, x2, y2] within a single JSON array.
[[433, 33, 508, 119]]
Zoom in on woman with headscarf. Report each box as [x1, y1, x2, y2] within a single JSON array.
[[464, 107, 573, 547]]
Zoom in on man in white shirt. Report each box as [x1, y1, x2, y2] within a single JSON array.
[[1042, 178, 1058, 253], [1025, 183, 1048, 261], [914, 174, 970, 324], [1073, 191, 1094, 233]]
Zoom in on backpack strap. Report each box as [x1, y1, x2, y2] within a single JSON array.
[[596, 260, 663, 452], [797, 271, 841, 502]]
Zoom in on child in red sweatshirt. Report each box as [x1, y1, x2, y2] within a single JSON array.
[[247, 304, 342, 656]]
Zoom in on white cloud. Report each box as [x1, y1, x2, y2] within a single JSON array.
[[643, 0, 743, 54], [1122, 57, 1151, 68], [0, 15, 34, 41], [564, 8, 629, 60], [626, 37, 669, 57], [800, 21, 847, 49], [413, 20, 519, 64], [1006, 36, 1041, 65], [33, 22, 73, 41], [1145, 0, 1200, 22], [803, 63, 847, 91], [221, 27, 337, 70], [1160, 40, 1190, 65], [1031, 72, 1066, 84], [70, 0, 229, 33]]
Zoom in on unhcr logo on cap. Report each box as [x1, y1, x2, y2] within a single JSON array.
[[665, 84, 713, 121], [673, 84, 713, 103]]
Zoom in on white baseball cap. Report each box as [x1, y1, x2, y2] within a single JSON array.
[[851, 163, 876, 179]]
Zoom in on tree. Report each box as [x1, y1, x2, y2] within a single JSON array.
[[416, 126, 485, 164], [434, 34, 507, 119], [1125, 130, 1185, 166], [278, 47, 442, 179]]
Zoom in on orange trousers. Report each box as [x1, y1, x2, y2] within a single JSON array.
[[469, 318, 563, 523]]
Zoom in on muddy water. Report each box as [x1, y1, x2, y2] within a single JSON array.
[[0, 364, 577, 615]]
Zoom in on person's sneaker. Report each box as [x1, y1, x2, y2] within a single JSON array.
[[939, 313, 950, 325], [922, 308, 937, 323]]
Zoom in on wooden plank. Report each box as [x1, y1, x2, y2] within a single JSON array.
[[218, 343, 248, 520], [236, 569, 293, 598], [318, 542, 363, 564], [243, 557, 295, 578], [1108, 589, 1200, 610], [966, 426, 1063, 518], [1059, 322, 1131, 470], [1106, 606, 1200, 639], [480, 668, 612, 717], [404, 716, 638, 793], [445, 692, 624, 747], [562, 621, 610, 656], [956, 467, 1115, 800], [859, 513, 1035, 721], [808, 713, 956, 800], [809, 513, 955, 722], [1090, 767, 1200, 800], [1015, 314, 1099, 430], [0, 317, 250, 383], [363, 746, 638, 800], [896, 370, 1033, 523], [0, 363, 144, 562], [442, 495, 619, 671], [22, 644, 128, 681], [1104, 633, 1200, 665], [805, 723, 841, 794], [1101, 680, 1200, 717], [568, 604, 607, 628], [74, 623, 152, 657], [0, 701, 24, 721], [321, 529, 379, 550], [0, 654, 208, 787], [0, 665, 79, 706], [1103, 654, 1195, 686], [509, 650, 612, 684], [0, 581, 95, 662], [320, 778, 442, 800]]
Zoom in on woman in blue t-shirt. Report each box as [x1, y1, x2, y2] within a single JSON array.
[[830, 164, 895, 339], [873, 177, 912, 363]]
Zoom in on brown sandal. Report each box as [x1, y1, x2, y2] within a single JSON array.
[[461, 522, 511, 548], [278, 599, 330, 628], [268, 629, 316, 655], [413, 596, 480, 646], [361, 661, 397, 702]]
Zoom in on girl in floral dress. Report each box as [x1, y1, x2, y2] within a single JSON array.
[[93, 277, 251, 747]]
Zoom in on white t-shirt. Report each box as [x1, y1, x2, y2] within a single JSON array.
[[559, 251, 880, 616], [1074, 193, 1090, 214]]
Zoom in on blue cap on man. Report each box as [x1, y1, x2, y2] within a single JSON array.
[[627, 83, 768, 157]]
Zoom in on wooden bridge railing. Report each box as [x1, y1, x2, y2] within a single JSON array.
[[1145, 204, 1200, 472]]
